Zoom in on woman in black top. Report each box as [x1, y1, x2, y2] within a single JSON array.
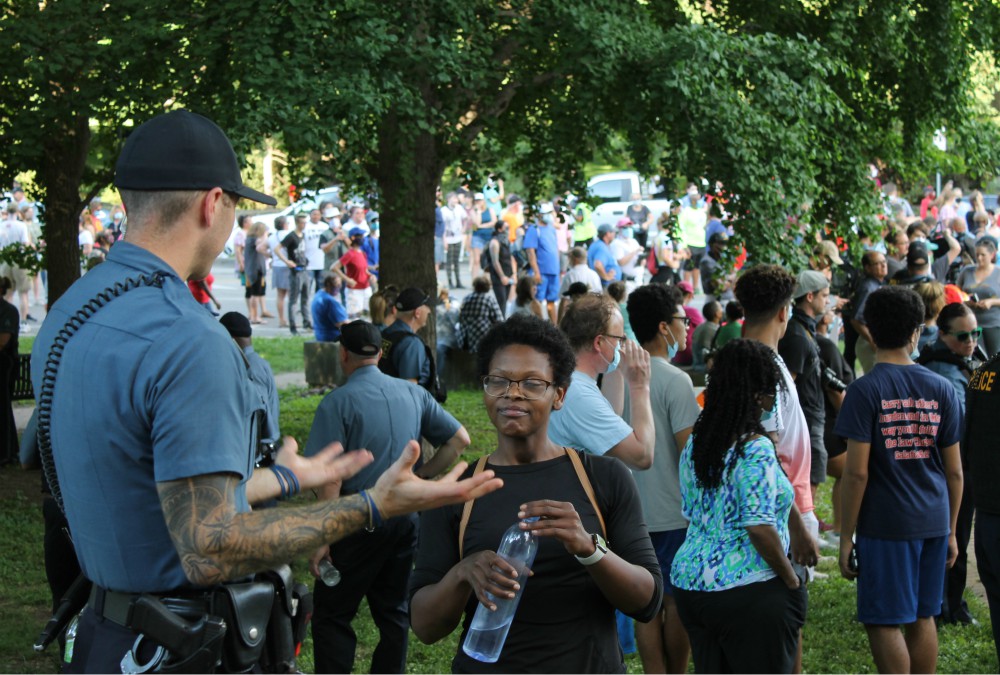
[[409, 315, 661, 673], [486, 220, 515, 312]]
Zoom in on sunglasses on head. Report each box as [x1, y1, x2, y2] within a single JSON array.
[[949, 328, 983, 342]]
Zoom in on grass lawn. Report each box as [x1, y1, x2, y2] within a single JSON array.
[[1, 385, 996, 672]]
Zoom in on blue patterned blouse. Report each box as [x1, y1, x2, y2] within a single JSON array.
[[670, 434, 794, 592]]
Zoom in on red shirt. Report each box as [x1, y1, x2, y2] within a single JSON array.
[[188, 274, 213, 303], [339, 248, 370, 290]]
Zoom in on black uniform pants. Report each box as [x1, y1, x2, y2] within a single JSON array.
[[944, 474, 975, 621], [312, 513, 417, 674]]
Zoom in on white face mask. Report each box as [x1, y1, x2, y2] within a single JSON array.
[[323, 209, 335, 218]]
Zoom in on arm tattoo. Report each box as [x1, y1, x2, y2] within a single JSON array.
[[158, 474, 367, 586]]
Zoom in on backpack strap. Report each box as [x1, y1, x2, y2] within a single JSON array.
[[458, 455, 490, 559], [564, 448, 606, 538]]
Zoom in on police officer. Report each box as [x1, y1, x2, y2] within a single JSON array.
[[31, 110, 500, 673], [381, 286, 435, 387], [966, 354, 1000, 659], [305, 320, 470, 673]]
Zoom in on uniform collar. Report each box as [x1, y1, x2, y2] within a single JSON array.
[[105, 241, 181, 281]]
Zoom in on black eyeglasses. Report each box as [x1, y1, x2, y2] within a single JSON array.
[[949, 328, 983, 342], [483, 375, 554, 400], [672, 315, 691, 327]]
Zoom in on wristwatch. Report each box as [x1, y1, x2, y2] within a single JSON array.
[[575, 533, 609, 566]]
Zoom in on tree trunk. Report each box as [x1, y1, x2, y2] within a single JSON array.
[[38, 113, 90, 308], [375, 112, 443, 345]]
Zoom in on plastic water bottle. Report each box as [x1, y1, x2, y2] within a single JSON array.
[[462, 517, 539, 663], [318, 558, 341, 586]]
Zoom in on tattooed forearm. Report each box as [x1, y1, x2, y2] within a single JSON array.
[[158, 474, 367, 586]]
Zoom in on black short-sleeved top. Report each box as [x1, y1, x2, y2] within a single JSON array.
[[778, 310, 825, 424], [0, 299, 18, 364], [409, 451, 662, 674]]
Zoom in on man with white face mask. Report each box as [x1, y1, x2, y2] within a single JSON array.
[[549, 293, 655, 471], [626, 283, 701, 674]]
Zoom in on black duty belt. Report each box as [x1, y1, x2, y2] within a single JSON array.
[[88, 585, 212, 629]]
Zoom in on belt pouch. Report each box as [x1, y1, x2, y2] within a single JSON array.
[[214, 582, 274, 673]]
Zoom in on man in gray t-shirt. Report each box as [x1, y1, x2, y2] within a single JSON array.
[[625, 284, 702, 673]]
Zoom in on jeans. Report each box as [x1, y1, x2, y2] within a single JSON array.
[[288, 269, 311, 330], [446, 243, 462, 287]]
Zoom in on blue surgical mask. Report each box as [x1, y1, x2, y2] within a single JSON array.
[[543, 214, 555, 226], [621, 227, 634, 239], [601, 337, 621, 374], [664, 331, 679, 360]]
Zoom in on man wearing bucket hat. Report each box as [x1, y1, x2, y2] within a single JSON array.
[[31, 110, 500, 672]]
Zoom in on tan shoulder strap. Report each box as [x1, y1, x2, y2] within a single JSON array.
[[458, 455, 490, 559], [458, 450, 607, 558], [565, 448, 606, 538]]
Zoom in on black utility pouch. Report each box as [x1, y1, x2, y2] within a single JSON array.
[[213, 582, 274, 673]]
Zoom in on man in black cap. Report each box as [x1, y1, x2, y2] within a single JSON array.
[[31, 110, 500, 672], [219, 311, 280, 448], [380, 286, 437, 391], [891, 234, 959, 286], [305, 320, 470, 673]]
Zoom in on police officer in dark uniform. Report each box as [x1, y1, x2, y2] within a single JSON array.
[[965, 354, 1000, 660], [31, 110, 500, 673]]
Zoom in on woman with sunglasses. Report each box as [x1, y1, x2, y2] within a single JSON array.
[[670, 339, 806, 673], [409, 314, 662, 673], [917, 302, 983, 626], [957, 237, 1000, 357]]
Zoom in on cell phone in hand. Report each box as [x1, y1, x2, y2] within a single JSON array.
[[848, 545, 859, 574]]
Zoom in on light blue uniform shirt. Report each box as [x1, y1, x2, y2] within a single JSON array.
[[382, 319, 431, 386], [548, 370, 632, 455], [32, 242, 258, 593], [244, 345, 280, 444], [304, 366, 459, 493]]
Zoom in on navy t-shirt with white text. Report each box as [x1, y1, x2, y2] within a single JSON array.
[[835, 363, 961, 540]]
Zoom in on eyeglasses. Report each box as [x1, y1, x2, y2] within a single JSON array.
[[483, 375, 554, 400], [949, 328, 983, 342], [603, 333, 627, 344], [672, 315, 691, 327]]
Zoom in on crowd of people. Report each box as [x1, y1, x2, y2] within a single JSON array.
[[11, 109, 1000, 675]]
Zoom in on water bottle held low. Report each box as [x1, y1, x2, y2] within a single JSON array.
[[462, 517, 539, 663]]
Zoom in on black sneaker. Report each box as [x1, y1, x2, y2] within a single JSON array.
[[289, 326, 298, 336], [25, 314, 37, 322]]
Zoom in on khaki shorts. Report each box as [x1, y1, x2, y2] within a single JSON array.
[[0, 264, 30, 293]]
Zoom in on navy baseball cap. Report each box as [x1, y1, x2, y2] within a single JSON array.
[[348, 227, 366, 238], [114, 110, 277, 206], [340, 320, 382, 356]]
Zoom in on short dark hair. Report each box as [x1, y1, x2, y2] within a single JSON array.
[[119, 189, 204, 229], [477, 314, 575, 389], [864, 286, 924, 349], [703, 300, 722, 322], [734, 264, 795, 324], [472, 275, 491, 293], [938, 302, 973, 334], [559, 293, 618, 351], [627, 283, 683, 344], [606, 281, 626, 303], [725, 301, 744, 321]]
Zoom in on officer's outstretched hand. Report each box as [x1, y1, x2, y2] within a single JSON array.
[[275, 437, 374, 492], [370, 441, 503, 519]]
